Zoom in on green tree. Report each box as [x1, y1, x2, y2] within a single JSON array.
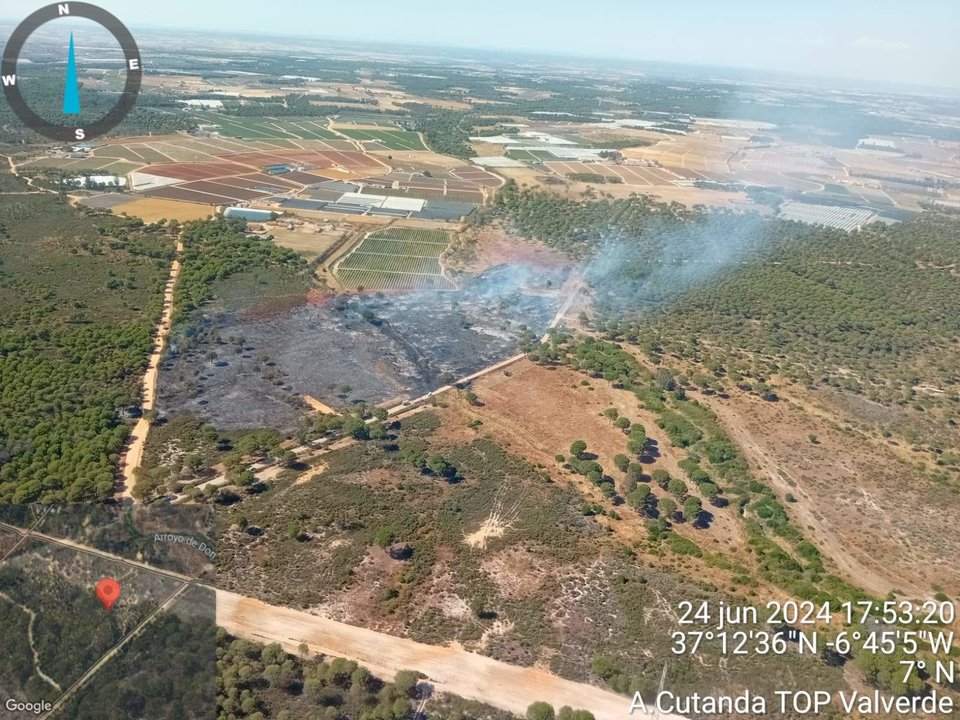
[[627, 485, 651, 510], [683, 496, 703, 523], [527, 701, 556, 720], [659, 497, 678, 521], [393, 670, 420, 698]]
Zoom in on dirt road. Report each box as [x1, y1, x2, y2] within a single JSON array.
[[217, 590, 678, 720], [117, 238, 183, 499], [0, 590, 62, 693]]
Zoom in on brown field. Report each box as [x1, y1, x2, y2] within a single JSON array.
[[268, 223, 346, 258], [451, 166, 503, 187], [282, 170, 331, 184], [368, 149, 471, 168], [21, 155, 140, 174], [120, 142, 391, 205], [520, 171, 759, 210], [545, 161, 682, 187], [237, 173, 302, 189], [177, 180, 269, 201], [143, 185, 236, 204], [489, 165, 562, 191], [690, 383, 960, 597], [141, 161, 253, 181], [434, 360, 751, 572], [432, 345, 960, 599], [115, 197, 215, 222], [469, 142, 508, 157]]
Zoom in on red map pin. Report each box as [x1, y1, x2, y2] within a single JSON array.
[[95, 578, 121, 613]]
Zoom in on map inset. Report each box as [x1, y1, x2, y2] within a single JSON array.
[[0, 505, 215, 719]]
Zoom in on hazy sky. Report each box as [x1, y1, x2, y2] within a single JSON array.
[[3, 0, 959, 89]]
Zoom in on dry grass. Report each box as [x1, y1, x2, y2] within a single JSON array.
[[432, 360, 753, 586], [695, 385, 960, 596], [115, 198, 215, 223]]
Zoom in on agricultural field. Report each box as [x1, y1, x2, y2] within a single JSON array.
[[505, 148, 556, 162], [335, 227, 455, 291], [333, 112, 403, 126], [113, 197, 216, 223], [189, 112, 340, 140], [19, 155, 141, 174], [545, 161, 681, 186], [335, 128, 428, 151]]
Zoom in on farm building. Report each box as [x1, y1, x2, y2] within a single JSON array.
[[224, 207, 276, 221]]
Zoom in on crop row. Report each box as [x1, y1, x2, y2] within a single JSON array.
[[337, 268, 454, 291]]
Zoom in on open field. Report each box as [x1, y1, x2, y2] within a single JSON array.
[[442, 360, 750, 562], [267, 222, 350, 259], [335, 128, 428, 150], [130, 146, 387, 205], [544, 160, 682, 186], [117, 197, 215, 223], [335, 227, 454, 291], [190, 112, 340, 139], [20, 156, 141, 174], [616, 123, 960, 211], [493, 117, 960, 212]]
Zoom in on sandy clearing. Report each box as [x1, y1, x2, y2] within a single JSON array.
[[117, 238, 183, 499], [216, 589, 678, 720], [302, 394, 338, 415], [116, 198, 215, 223], [463, 495, 518, 549]]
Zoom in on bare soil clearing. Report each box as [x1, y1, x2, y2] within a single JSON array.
[[216, 589, 673, 720], [116, 198, 215, 223]]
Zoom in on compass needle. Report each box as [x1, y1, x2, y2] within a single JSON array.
[[63, 31, 81, 115], [2, 3, 141, 141]]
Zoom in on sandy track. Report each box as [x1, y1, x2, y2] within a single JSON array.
[[117, 238, 183, 499], [216, 590, 678, 719]]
